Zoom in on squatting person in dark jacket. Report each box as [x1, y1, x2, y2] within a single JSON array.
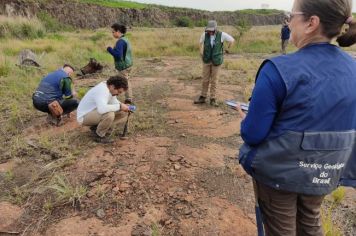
[[281, 19, 291, 54], [236, 0, 356, 235], [32, 64, 79, 125], [194, 20, 234, 106], [107, 23, 133, 104]]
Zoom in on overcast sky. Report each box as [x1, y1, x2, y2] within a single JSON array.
[[132, 0, 356, 12]]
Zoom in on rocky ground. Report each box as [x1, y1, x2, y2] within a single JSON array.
[[0, 56, 355, 235]]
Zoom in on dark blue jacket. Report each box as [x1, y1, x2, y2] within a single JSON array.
[[239, 43, 356, 194], [33, 69, 72, 103], [281, 25, 290, 40], [107, 38, 127, 61]]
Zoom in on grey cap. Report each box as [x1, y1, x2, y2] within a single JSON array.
[[206, 20, 217, 31]]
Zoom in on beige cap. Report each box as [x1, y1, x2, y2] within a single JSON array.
[[206, 20, 217, 31]]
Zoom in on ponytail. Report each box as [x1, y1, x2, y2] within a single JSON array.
[[337, 20, 356, 47]]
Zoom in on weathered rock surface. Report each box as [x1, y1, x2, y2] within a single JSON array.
[[0, 0, 285, 29]]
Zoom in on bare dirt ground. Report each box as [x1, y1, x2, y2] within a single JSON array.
[[0, 56, 355, 235]]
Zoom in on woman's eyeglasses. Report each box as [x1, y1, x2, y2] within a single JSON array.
[[287, 12, 305, 22]]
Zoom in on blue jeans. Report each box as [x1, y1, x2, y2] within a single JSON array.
[[32, 96, 78, 115]]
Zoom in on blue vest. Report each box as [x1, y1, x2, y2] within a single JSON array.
[[239, 43, 356, 195], [34, 69, 68, 102]]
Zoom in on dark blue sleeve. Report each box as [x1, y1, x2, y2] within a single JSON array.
[[107, 39, 127, 60], [241, 61, 286, 146]]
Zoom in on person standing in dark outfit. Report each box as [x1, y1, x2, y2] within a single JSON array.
[[32, 64, 78, 125], [107, 23, 133, 104], [281, 19, 291, 54], [236, 0, 356, 235]]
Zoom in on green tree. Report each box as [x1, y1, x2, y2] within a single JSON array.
[[175, 16, 193, 27], [235, 17, 252, 47]]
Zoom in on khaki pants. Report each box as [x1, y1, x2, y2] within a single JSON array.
[[82, 109, 124, 137], [118, 68, 132, 100], [201, 63, 221, 99], [256, 181, 325, 236], [281, 39, 289, 54]]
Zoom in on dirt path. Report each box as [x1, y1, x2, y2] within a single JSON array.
[[44, 58, 256, 235], [0, 57, 354, 235]]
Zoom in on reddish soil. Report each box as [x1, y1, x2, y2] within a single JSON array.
[[0, 202, 23, 232], [0, 57, 354, 235]]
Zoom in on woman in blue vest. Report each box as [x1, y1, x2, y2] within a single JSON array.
[[237, 0, 356, 235], [32, 64, 79, 125]]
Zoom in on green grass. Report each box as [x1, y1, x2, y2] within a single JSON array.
[[321, 187, 345, 236], [331, 187, 345, 204], [322, 207, 342, 236], [89, 32, 108, 42], [0, 59, 11, 77], [80, 0, 147, 9], [151, 223, 161, 236], [0, 24, 284, 148], [238, 9, 283, 15], [48, 175, 87, 207]]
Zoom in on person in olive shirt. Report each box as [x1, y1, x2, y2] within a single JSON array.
[[194, 20, 235, 106], [107, 23, 133, 104], [32, 64, 78, 125]]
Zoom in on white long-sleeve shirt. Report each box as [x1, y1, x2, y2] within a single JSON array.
[[199, 31, 235, 47], [77, 82, 121, 123]]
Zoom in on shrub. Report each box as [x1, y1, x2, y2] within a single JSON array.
[[0, 16, 45, 39], [175, 16, 193, 27], [0, 59, 11, 77], [235, 18, 252, 47], [37, 12, 73, 32], [195, 19, 208, 27]]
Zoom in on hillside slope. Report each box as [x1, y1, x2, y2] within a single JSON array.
[[0, 0, 285, 28]]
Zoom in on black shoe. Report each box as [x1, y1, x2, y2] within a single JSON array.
[[89, 125, 97, 135], [210, 98, 217, 106], [124, 98, 133, 105], [94, 135, 114, 144], [194, 96, 206, 104]]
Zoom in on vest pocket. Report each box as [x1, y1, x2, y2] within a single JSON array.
[[250, 131, 355, 195], [301, 131, 354, 151], [238, 143, 255, 175]]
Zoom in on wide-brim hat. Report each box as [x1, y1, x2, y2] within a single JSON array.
[[205, 20, 217, 31]]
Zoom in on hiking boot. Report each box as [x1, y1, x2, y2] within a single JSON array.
[[47, 114, 62, 126], [89, 125, 97, 135], [194, 96, 206, 104], [210, 98, 217, 106], [94, 134, 114, 144], [124, 98, 133, 105]]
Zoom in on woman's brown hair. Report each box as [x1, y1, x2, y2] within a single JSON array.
[[299, 0, 356, 47]]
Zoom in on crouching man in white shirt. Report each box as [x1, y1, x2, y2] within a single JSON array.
[[77, 75, 130, 143]]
